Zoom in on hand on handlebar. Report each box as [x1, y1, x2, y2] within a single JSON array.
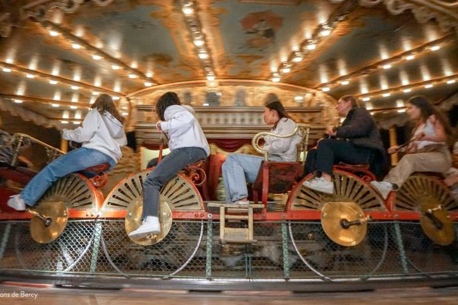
[[387, 145, 400, 154], [325, 126, 337, 137], [156, 121, 163, 131]]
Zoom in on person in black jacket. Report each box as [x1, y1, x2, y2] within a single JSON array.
[[303, 95, 387, 194]]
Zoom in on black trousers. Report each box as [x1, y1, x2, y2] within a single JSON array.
[[304, 139, 374, 176]]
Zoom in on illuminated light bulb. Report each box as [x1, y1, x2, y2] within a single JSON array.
[[382, 93, 391, 97], [281, 66, 291, 73], [198, 51, 209, 59], [111, 65, 120, 70], [292, 52, 303, 62], [92, 55, 102, 60], [13, 99, 23, 103], [144, 82, 153, 87], [2, 68, 11, 72], [447, 80, 456, 84], [430, 45, 440, 51], [61, 120, 69, 124], [51, 104, 60, 107], [320, 25, 331, 37], [406, 55, 415, 60], [322, 87, 330, 92], [71, 85, 79, 90], [362, 97, 370, 101], [341, 80, 349, 85], [70, 106, 77, 109], [383, 64, 392, 69], [72, 43, 81, 49], [49, 80, 58, 85], [403, 88, 412, 93], [49, 30, 59, 36], [92, 91, 99, 96], [194, 37, 204, 47], [26, 74, 35, 78], [306, 42, 317, 50], [128, 74, 138, 79], [271, 76, 280, 82], [425, 84, 433, 88], [182, 5, 194, 15]]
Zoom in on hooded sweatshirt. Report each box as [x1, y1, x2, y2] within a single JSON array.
[[263, 118, 301, 162], [62, 108, 127, 162], [160, 105, 210, 156]]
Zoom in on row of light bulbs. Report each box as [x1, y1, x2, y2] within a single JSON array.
[[270, 18, 343, 83], [42, 20, 155, 87], [318, 35, 454, 93], [0, 61, 122, 105], [356, 74, 458, 102], [181, 0, 217, 84]]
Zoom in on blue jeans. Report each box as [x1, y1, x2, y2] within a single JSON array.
[[222, 153, 265, 203], [21, 148, 116, 206], [141, 147, 207, 219]]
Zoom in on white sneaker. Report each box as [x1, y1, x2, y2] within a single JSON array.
[[128, 216, 160, 238], [370, 181, 393, 200], [302, 177, 334, 194], [233, 200, 250, 205], [7, 194, 26, 211]]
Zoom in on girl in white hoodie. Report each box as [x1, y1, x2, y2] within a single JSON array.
[[7, 94, 127, 211], [129, 92, 209, 238]]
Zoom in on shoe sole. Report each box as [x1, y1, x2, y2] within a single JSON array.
[[7, 204, 26, 212], [128, 230, 160, 238]]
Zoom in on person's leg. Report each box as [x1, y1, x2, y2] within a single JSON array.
[[384, 152, 451, 187], [303, 140, 373, 194], [20, 148, 115, 207], [315, 140, 374, 178], [129, 147, 206, 238], [222, 153, 263, 203], [146, 153, 170, 168], [141, 147, 207, 219], [371, 151, 451, 200], [304, 148, 318, 177]]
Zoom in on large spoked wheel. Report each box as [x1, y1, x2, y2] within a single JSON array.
[[101, 169, 204, 213], [285, 170, 389, 279], [288, 170, 386, 213], [99, 169, 205, 276], [30, 174, 102, 244], [288, 170, 385, 245], [396, 174, 456, 246]]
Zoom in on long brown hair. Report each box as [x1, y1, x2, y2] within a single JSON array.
[[156, 92, 182, 121], [91, 94, 125, 124], [265, 100, 290, 130], [407, 96, 452, 135]]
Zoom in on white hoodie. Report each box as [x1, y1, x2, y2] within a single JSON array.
[[62, 108, 127, 162], [160, 105, 210, 156]]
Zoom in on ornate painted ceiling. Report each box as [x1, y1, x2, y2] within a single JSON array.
[[0, 0, 457, 131]]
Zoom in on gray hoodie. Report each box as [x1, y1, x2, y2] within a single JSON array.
[[62, 108, 127, 162], [160, 105, 209, 156]]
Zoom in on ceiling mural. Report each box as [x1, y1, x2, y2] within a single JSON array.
[[0, 0, 457, 132]]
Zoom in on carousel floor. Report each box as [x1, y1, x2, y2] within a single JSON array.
[[1, 282, 458, 305]]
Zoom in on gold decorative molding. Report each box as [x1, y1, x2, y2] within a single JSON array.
[[357, 0, 458, 33]]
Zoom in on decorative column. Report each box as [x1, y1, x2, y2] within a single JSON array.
[[389, 125, 398, 166], [60, 137, 68, 153]]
